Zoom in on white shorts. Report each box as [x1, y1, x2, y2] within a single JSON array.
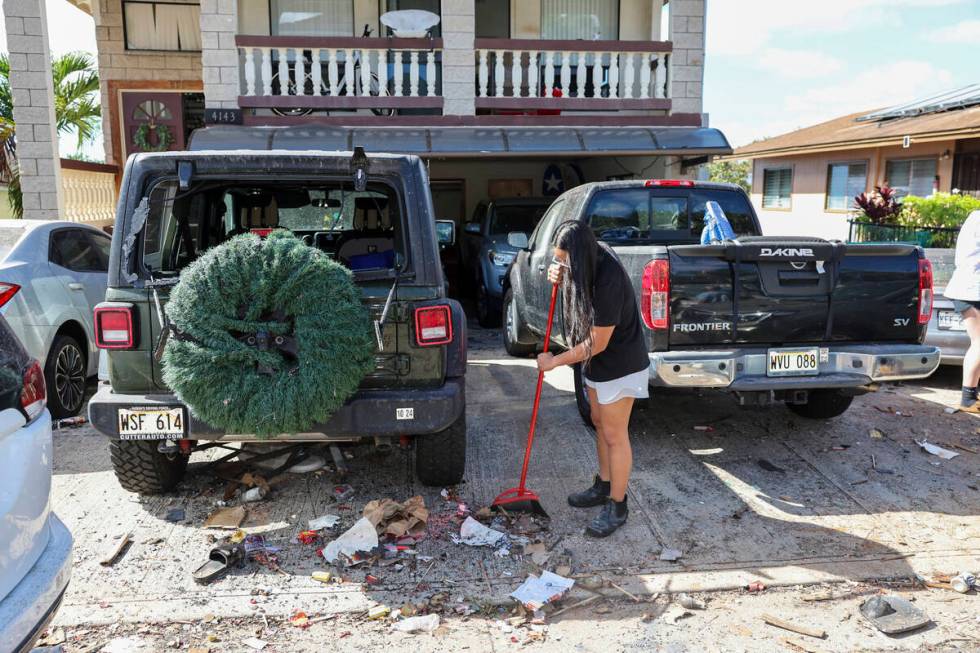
[[583, 366, 651, 405]]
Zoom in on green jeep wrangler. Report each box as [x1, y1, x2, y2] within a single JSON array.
[[88, 139, 467, 495]]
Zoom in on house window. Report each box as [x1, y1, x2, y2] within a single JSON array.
[[386, 0, 442, 37], [825, 162, 867, 211], [541, 0, 620, 40], [885, 158, 937, 198], [762, 168, 792, 209], [476, 0, 509, 38], [271, 0, 354, 37], [123, 0, 201, 51]]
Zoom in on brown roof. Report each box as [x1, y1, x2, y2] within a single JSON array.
[[734, 105, 980, 158]]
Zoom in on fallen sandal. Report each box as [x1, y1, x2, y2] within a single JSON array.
[[192, 543, 245, 584], [859, 595, 931, 634]]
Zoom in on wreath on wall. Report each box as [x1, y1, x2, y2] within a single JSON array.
[[133, 123, 174, 152]]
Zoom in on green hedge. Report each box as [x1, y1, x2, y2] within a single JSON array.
[[896, 193, 980, 229]]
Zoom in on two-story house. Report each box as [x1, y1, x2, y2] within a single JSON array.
[[7, 0, 730, 225]]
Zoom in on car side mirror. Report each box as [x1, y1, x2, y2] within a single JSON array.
[[464, 223, 481, 235], [435, 220, 456, 247], [507, 231, 529, 250]]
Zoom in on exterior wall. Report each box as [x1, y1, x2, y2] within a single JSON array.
[[749, 140, 957, 240], [440, 0, 476, 116], [93, 0, 203, 165], [201, 0, 240, 109], [669, 0, 704, 115]]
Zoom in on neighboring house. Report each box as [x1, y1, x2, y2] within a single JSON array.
[[735, 86, 980, 241], [8, 0, 730, 229]]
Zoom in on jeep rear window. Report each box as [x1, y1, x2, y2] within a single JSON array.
[[585, 188, 758, 243], [141, 180, 406, 277]]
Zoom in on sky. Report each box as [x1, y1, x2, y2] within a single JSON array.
[[1, 0, 980, 158]]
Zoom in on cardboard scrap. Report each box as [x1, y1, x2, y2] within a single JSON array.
[[510, 571, 575, 610], [453, 516, 506, 547], [322, 517, 379, 563], [363, 495, 429, 537], [523, 542, 551, 566], [203, 505, 246, 529]]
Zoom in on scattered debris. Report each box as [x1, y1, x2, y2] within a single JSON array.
[[869, 428, 885, 440], [241, 637, 267, 650], [746, 581, 766, 592], [757, 459, 786, 473], [192, 543, 245, 584], [297, 530, 320, 545], [453, 516, 507, 547], [659, 547, 683, 562], [242, 486, 267, 503], [661, 604, 693, 624], [367, 605, 391, 620], [203, 506, 246, 529], [859, 595, 931, 634], [333, 484, 355, 502], [289, 611, 310, 628], [309, 514, 341, 530], [363, 495, 428, 537], [761, 613, 826, 639], [950, 572, 977, 593], [287, 455, 326, 474], [510, 571, 575, 610], [523, 542, 551, 566], [916, 439, 959, 460], [322, 517, 379, 564], [693, 425, 714, 432], [392, 614, 440, 633], [102, 637, 151, 652], [551, 595, 600, 617], [100, 531, 133, 567], [779, 636, 823, 653], [677, 594, 706, 610], [312, 571, 332, 583], [165, 507, 185, 522]]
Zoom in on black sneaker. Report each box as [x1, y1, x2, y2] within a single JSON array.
[[585, 499, 628, 538], [567, 475, 609, 508]]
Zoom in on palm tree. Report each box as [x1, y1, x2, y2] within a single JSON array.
[[0, 51, 101, 218]]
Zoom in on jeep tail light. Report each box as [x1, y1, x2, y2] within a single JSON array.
[[415, 305, 453, 346], [645, 179, 694, 187], [95, 305, 136, 349], [21, 360, 45, 420], [641, 259, 670, 330], [0, 282, 20, 308], [917, 258, 933, 325]]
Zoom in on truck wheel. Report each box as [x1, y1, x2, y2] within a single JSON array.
[[503, 289, 535, 357], [477, 282, 501, 328], [415, 412, 466, 486], [786, 390, 854, 419], [109, 440, 188, 495], [572, 363, 595, 429]]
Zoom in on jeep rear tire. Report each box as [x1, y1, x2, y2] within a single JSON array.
[[503, 289, 535, 357], [415, 412, 466, 486], [786, 390, 854, 419], [109, 440, 188, 495]]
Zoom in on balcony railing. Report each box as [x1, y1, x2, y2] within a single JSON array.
[[235, 36, 443, 112], [474, 39, 672, 112], [60, 159, 117, 227]]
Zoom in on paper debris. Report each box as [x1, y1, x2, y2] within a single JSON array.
[[203, 505, 246, 529], [363, 496, 429, 537], [322, 517, 379, 563], [392, 614, 440, 633], [510, 571, 575, 610], [453, 516, 507, 547], [523, 542, 551, 566], [242, 638, 267, 650], [916, 440, 959, 460], [309, 514, 341, 530], [660, 547, 683, 562]]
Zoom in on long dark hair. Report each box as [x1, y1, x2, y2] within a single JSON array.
[[553, 221, 598, 353]]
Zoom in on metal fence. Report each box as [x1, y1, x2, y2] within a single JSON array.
[[847, 220, 961, 249]]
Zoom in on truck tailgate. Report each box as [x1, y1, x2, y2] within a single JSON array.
[[667, 239, 925, 347]]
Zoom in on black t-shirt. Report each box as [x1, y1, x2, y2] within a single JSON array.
[[583, 247, 650, 382]]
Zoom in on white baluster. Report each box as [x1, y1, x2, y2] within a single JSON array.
[[527, 51, 538, 97], [560, 51, 571, 97], [361, 49, 372, 96], [478, 50, 488, 97], [260, 47, 272, 96], [591, 51, 602, 99], [409, 51, 420, 96], [243, 48, 255, 96], [576, 51, 586, 98], [277, 48, 290, 96], [623, 52, 634, 99], [294, 50, 306, 96], [512, 51, 523, 97], [640, 53, 652, 99], [311, 49, 323, 96], [494, 50, 505, 97], [393, 50, 404, 97], [327, 50, 339, 96], [426, 50, 436, 96], [544, 51, 554, 97], [378, 50, 389, 98], [608, 52, 619, 100], [344, 48, 355, 97]]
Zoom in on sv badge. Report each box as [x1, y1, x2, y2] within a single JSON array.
[[893, 318, 910, 327]]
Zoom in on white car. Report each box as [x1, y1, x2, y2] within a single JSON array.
[[0, 315, 72, 651], [0, 220, 111, 417]]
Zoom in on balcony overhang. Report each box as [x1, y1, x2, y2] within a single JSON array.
[[189, 125, 732, 158]]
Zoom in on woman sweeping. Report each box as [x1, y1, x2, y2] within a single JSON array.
[[944, 209, 980, 414], [536, 221, 650, 537]]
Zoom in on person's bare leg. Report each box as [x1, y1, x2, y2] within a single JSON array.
[[961, 308, 980, 408], [595, 396, 635, 502], [588, 387, 611, 481], [567, 387, 611, 508]]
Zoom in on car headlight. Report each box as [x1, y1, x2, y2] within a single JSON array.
[[489, 250, 516, 267]]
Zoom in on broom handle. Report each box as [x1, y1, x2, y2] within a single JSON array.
[[517, 281, 560, 492]]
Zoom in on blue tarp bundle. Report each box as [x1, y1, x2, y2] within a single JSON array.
[[700, 200, 736, 245]]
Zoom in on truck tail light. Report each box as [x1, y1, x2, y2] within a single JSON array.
[[95, 305, 136, 349], [645, 179, 694, 187], [21, 359, 46, 420], [641, 259, 670, 330], [917, 258, 933, 325], [0, 282, 20, 308], [415, 305, 453, 346]]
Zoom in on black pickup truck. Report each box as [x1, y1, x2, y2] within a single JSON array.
[[504, 180, 941, 425]]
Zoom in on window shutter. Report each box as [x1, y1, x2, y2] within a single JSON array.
[[272, 0, 354, 37], [909, 159, 937, 197], [763, 168, 791, 208]]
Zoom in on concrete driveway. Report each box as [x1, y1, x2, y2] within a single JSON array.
[[45, 323, 980, 652]]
